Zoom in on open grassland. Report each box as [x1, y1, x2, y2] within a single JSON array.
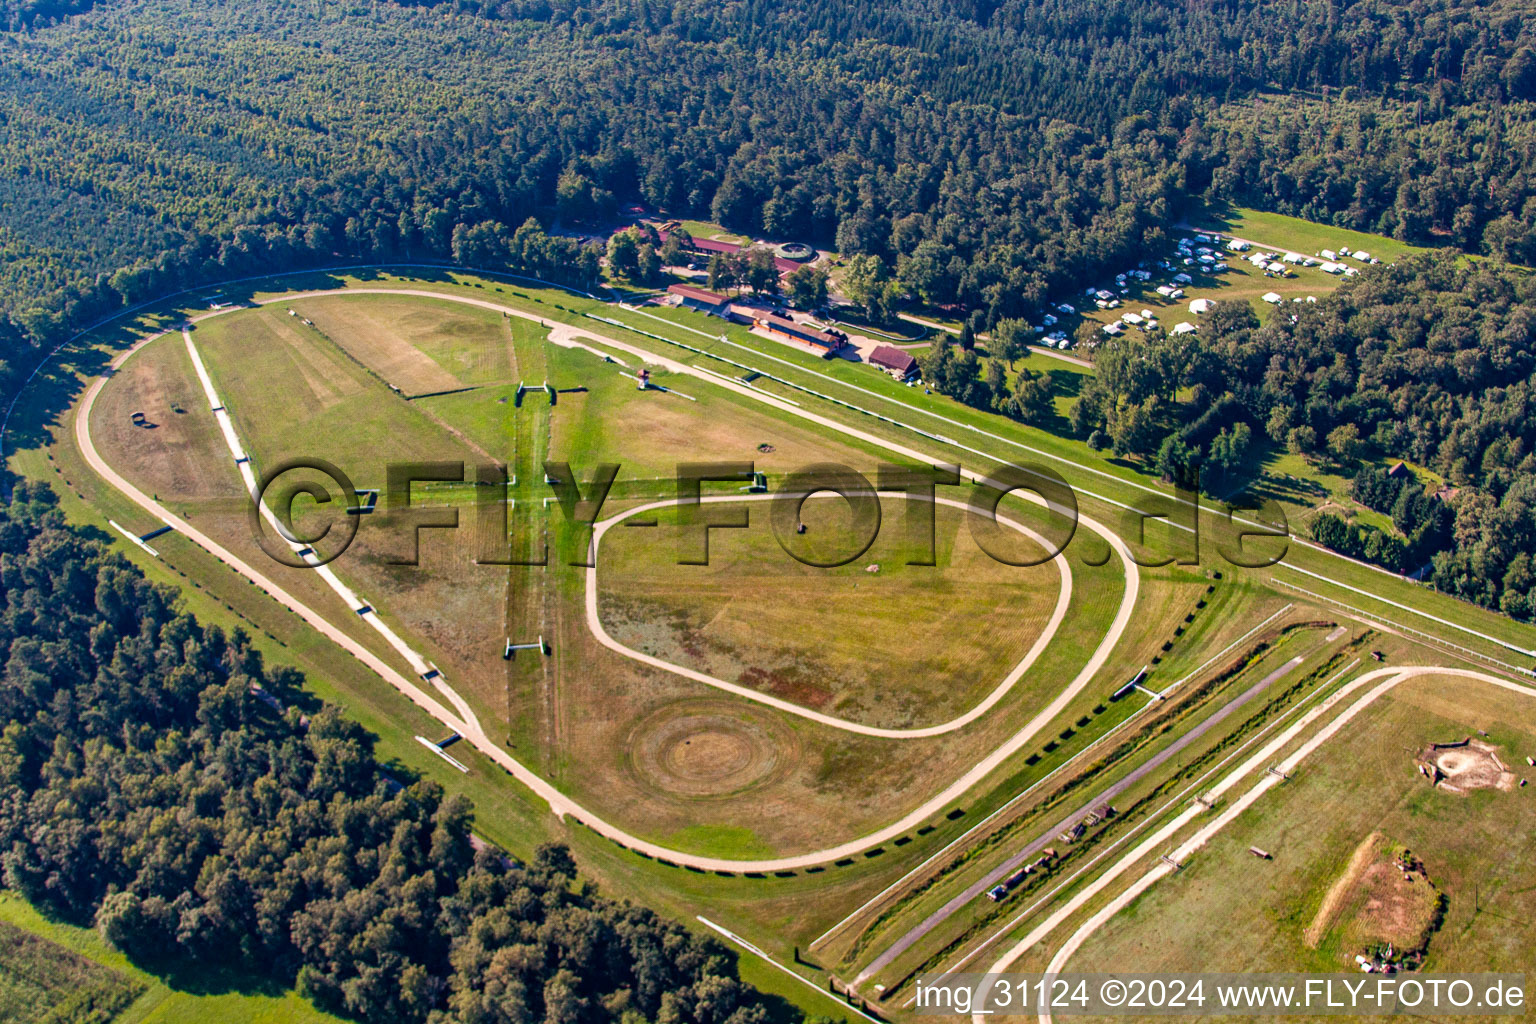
[[1066, 674, 1536, 990], [77, 286, 1151, 859], [1189, 203, 1437, 265], [597, 299, 1536, 666], [90, 331, 233, 508], [544, 338, 888, 488], [597, 497, 1062, 729], [548, 546, 1171, 858], [846, 616, 1357, 992], [1076, 251, 1342, 337], [0, 895, 340, 1024], [193, 305, 488, 473], [291, 293, 516, 392], [20, 269, 1536, 1024]]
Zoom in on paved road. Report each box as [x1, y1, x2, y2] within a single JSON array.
[[856, 655, 1306, 984], [995, 665, 1535, 1024], [74, 285, 1140, 872]]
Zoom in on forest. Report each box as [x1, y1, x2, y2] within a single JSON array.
[[0, 482, 783, 1024], [2, 0, 1536, 382], [1065, 253, 1536, 618]]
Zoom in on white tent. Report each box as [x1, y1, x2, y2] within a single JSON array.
[[1189, 298, 1213, 314], [1261, 291, 1283, 304], [1172, 322, 1197, 334]]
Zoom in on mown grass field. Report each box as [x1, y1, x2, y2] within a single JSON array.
[[1189, 203, 1438, 265], [80, 288, 1156, 861], [597, 497, 1063, 729], [13, 264, 1535, 1024], [292, 293, 515, 392], [844, 616, 1354, 991], [1066, 673, 1536, 987], [596, 298, 1536, 663]]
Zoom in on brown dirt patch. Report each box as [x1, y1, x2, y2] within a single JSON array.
[[628, 702, 798, 799], [1307, 833, 1443, 960], [93, 335, 238, 506], [1305, 832, 1381, 947], [1351, 859, 1441, 951], [1418, 739, 1516, 794]]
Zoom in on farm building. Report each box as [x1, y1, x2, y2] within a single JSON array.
[[668, 283, 729, 312], [658, 232, 805, 275], [868, 345, 918, 379], [755, 315, 845, 356]]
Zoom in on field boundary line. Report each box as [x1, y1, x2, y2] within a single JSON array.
[[697, 917, 883, 1024], [913, 657, 1358, 1000], [588, 493, 1074, 738], [810, 603, 1294, 950]]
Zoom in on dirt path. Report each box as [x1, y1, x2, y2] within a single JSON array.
[[76, 286, 1139, 871], [857, 654, 1307, 984], [587, 493, 1077, 738], [957, 665, 1535, 1024]]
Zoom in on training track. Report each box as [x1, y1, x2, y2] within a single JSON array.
[[73, 285, 1141, 872], [588, 494, 1074, 738], [955, 665, 1535, 1024]]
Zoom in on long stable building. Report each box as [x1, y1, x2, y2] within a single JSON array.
[[754, 314, 844, 356], [666, 282, 729, 312]]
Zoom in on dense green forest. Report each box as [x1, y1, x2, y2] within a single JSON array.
[[3, 0, 1536, 370], [0, 0, 1534, 616], [0, 482, 781, 1024], [1064, 253, 1536, 618]]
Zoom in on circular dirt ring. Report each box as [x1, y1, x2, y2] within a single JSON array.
[[628, 703, 798, 799]]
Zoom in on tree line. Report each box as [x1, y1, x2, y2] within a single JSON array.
[[1065, 253, 1536, 618], [0, 481, 790, 1024], [6, 0, 1536, 391]]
